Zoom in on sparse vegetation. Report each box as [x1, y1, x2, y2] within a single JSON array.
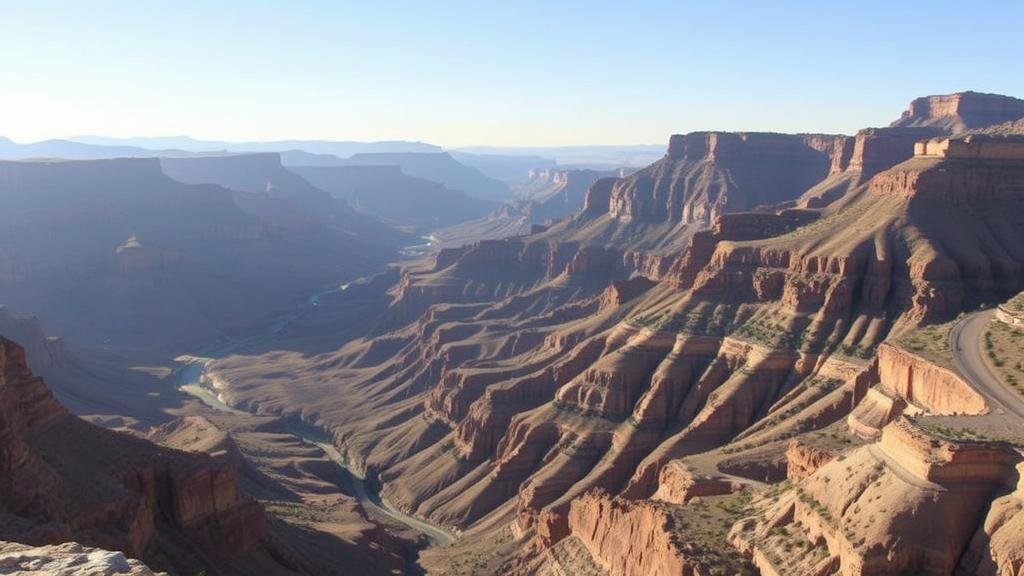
[[983, 319, 1024, 396], [892, 319, 958, 370], [662, 492, 758, 575]]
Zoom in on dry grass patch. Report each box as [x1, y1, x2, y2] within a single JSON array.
[[983, 319, 1024, 396], [892, 319, 958, 370]]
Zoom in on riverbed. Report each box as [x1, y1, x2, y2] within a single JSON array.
[[173, 278, 455, 547]]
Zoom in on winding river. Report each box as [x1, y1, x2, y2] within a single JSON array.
[[173, 277, 455, 547]]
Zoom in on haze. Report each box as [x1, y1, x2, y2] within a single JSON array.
[[3, 0, 1023, 146], [4, 3, 1024, 576]]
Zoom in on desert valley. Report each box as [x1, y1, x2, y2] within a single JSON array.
[[2, 90, 1024, 576], [3, 4, 1024, 574]]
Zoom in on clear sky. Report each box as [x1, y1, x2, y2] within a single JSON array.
[[2, 1, 1022, 147]]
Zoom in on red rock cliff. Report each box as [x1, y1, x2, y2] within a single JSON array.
[[592, 132, 840, 224], [567, 490, 693, 576], [892, 91, 1024, 133], [0, 337, 269, 571]]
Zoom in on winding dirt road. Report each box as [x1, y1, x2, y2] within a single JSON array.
[[949, 310, 1024, 420]]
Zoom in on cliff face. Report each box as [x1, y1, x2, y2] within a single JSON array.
[[216, 126, 1024, 548], [876, 343, 985, 415], [800, 93, 1022, 209], [0, 307, 65, 372], [730, 418, 1022, 576], [891, 91, 1024, 133], [0, 337, 272, 574], [959, 462, 1024, 576], [433, 168, 612, 247], [595, 132, 841, 224], [673, 146, 1024, 361], [201, 92, 1024, 575], [565, 490, 693, 576], [785, 440, 835, 481]]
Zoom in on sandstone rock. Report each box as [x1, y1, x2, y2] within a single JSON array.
[[958, 462, 1024, 575], [876, 343, 986, 415], [199, 93, 1024, 576], [785, 440, 835, 481], [0, 338, 270, 572], [597, 132, 840, 224], [731, 417, 1022, 575], [567, 490, 692, 576], [0, 540, 164, 576], [652, 459, 740, 503], [891, 91, 1024, 133]]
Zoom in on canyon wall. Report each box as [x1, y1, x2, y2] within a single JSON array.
[[203, 92, 1024, 576], [876, 343, 986, 415], [892, 91, 1024, 133], [566, 490, 692, 576], [599, 132, 840, 224], [0, 337, 273, 573], [731, 418, 1021, 575]]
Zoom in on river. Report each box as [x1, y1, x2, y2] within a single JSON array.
[[172, 276, 455, 547]]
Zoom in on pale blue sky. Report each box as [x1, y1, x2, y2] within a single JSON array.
[[1, 1, 1022, 146]]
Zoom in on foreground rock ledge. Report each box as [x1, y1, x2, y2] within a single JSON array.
[[0, 540, 164, 576]]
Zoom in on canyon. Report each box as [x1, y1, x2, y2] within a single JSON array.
[[190, 91, 1024, 574], [2, 91, 1024, 576], [0, 337, 281, 575]]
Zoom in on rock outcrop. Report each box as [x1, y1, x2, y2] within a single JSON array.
[[0, 306, 65, 371], [785, 440, 835, 481], [200, 92, 1024, 576], [566, 490, 692, 576], [891, 91, 1024, 133], [652, 460, 740, 503], [958, 462, 1024, 576], [0, 540, 164, 576], [730, 418, 1022, 575], [995, 291, 1024, 329], [0, 338, 277, 574], [876, 343, 986, 415], [598, 132, 842, 224]]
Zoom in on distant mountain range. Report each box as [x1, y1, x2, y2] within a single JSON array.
[[455, 144, 665, 168], [0, 135, 660, 201], [69, 135, 442, 156]]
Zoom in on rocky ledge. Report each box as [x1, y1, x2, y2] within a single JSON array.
[[0, 540, 164, 576], [0, 337, 271, 573]]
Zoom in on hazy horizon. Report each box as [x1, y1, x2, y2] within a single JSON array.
[[3, 1, 1024, 147]]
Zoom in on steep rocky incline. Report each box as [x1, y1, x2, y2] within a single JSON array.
[[0, 337, 298, 576], [291, 164, 498, 228], [796, 126, 947, 208], [730, 418, 1021, 575], [204, 93, 1024, 575], [602, 132, 841, 225], [434, 168, 614, 247], [891, 91, 1024, 133], [0, 157, 395, 357], [0, 307, 65, 372]]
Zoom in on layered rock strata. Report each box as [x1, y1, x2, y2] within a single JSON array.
[[0, 337, 273, 574]]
